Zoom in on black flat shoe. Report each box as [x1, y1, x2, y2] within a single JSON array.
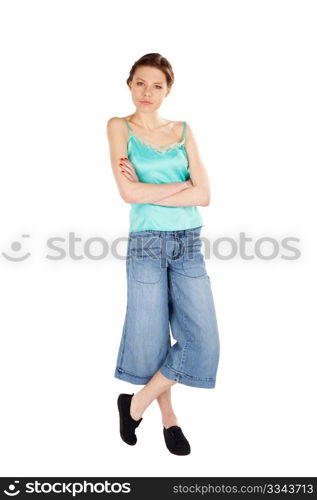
[[163, 425, 191, 455], [117, 393, 143, 445]]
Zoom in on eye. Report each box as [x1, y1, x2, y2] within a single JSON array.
[[136, 82, 162, 89]]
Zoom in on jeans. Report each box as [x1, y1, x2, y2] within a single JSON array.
[[114, 226, 220, 389]]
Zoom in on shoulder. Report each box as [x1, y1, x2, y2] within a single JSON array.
[[169, 120, 188, 141], [183, 121, 196, 144], [107, 116, 127, 131], [172, 120, 193, 133], [106, 117, 130, 144], [181, 122, 200, 154], [172, 120, 186, 132]]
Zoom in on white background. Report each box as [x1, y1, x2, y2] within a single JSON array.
[[0, 0, 316, 477]]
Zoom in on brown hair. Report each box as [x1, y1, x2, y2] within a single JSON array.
[[126, 53, 175, 89]]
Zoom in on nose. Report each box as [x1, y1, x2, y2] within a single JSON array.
[[142, 87, 151, 97]]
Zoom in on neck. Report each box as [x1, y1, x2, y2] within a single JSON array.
[[129, 111, 165, 131]]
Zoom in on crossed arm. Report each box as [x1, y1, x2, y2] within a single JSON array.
[[151, 183, 209, 207], [106, 118, 210, 207]]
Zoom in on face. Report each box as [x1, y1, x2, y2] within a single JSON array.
[[128, 65, 170, 111]]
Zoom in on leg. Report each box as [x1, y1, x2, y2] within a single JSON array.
[[156, 386, 178, 429], [159, 229, 220, 388], [115, 236, 171, 384], [130, 369, 177, 420]]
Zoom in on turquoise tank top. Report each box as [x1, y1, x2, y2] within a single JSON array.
[[125, 118, 204, 232]]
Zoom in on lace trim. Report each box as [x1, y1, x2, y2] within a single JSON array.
[[129, 133, 185, 154]]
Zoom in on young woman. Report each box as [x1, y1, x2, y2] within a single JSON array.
[[107, 53, 220, 455]]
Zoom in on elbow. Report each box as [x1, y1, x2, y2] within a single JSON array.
[[120, 188, 133, 204], [120, 182, 141, 203], [201, 196, 210, 206], [200, 190, 210, 206], [191, 184, 210, 206]]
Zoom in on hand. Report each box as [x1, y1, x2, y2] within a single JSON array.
[[185, 178, 193, 188], [118, 157, 139, 182]]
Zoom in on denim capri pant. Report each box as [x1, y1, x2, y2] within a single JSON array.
[[114, 226, 220, 389]]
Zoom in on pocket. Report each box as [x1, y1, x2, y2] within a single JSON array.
[[130, 236, 163, 284], [182, 239, 207, 278]]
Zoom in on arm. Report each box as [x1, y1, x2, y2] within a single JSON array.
[[152, 122, 210, 207], [106, 117, 191, 204], [153, 185, 208, 207]]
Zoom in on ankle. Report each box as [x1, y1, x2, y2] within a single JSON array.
[[130, 394, 143, 421], [162, 411, 178, 429]]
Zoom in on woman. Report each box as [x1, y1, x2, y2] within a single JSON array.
[[106, 53, 220, 455]]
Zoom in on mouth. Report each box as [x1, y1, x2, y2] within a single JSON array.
[[140, 101, 152, 104]]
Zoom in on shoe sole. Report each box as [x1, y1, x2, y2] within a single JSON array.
[[167, 448, 191, 455]]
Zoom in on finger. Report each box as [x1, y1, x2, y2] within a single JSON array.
[[119, 160, 134, 170], [120, 157, 131, 164], [120, 159, 134, 169], [126, 171, 137, 182], [120, 164, 135, 175], [120, 163, 134, 171], [121, 170, 134, 181], [119, 162, 137, 181]]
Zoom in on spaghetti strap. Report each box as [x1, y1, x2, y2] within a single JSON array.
[[124, 118, 133, 136], [181, 121, 187, 141]]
